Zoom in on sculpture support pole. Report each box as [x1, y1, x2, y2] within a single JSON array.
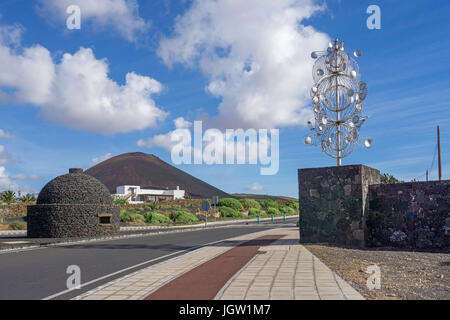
[[335, 45, 342, 166]]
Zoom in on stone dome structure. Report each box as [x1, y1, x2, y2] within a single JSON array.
[[27, 168, 120, 238]]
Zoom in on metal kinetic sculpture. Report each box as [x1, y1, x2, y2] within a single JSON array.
[[304, 39, 372, 166]]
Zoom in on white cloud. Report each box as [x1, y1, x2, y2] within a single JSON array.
[[0, 25, 168, 134], [158, 0, 329, 129], [0, 145, 11, 165], [137, 117, 192, 151], [246, 182, 264, 192], [0, 166, 18, 191], [0, 129, 14, 139], [37, 0, 148, 42], [10, 174, 40, 181], [92, 152, 112, 164], [0, 25, 55, 105]]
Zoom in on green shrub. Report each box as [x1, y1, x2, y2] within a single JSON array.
[[120, 208, 129, 222], [248, 207, 265, 217], [144, 212, 171, 225], [114, 198, 128, 205], [267, 207, 281, 216], [220, 206, 243, 218], [147, 201, 159, 211], [218, 198, 243, 211], [120, 209, 145, 223], [288, 201, 299, 210], [9, 220, 26, 230], [296, 220, 300, 227], [258, 199, 278, 209], [280, 206, 296, 215], [239, 199, 261, 210], [171, 210, 199, 224]]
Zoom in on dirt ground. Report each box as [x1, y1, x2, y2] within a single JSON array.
[[304, 244, 450, 300]]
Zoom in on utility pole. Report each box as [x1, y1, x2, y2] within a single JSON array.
[[437, 125, 442, 181], [426, 170, 428, 182]]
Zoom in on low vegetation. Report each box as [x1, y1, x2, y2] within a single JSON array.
[[116, 196, 299, 227], [220, 206, 243, 218], [239, 198, 261, 210], [248, 207, 266, 218], [218, 198, 243, 211], [9, 221, 27, 230], [266, 207, 281, 216], [170, 210, 199, 224], [380, 173, 403, 184], [258, 199, 278, 210], [144, 212, 171, 225]]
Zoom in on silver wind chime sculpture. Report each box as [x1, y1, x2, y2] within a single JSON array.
[[304, 39, 372, 166]]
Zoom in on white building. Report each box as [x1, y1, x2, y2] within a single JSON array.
[[115, 185, 185, 203]]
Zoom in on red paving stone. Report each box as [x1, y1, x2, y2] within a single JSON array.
[[145, 235, 284, 300]]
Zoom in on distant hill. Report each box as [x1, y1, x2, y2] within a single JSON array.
[[232, 193, 297, 202], [85, 152, 230, 199]]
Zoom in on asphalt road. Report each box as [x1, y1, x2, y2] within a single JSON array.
[[0, 218, 297, 300]]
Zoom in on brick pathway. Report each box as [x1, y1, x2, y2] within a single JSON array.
[[76, 228, 364, 300], [216, 230, 364, 300]]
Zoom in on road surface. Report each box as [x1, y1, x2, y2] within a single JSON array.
[[0, 218, 297, 300]]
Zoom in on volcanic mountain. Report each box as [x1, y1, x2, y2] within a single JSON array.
[[85, 152, 230, 199]]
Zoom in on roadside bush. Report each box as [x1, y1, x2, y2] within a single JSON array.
[[288, 201, 299, 210], [248, 208, 266, 218], [9, 220, 26, 230], [218, 198, 243, 211], [144, 212, 171, 225], [220, 206, 243, 218], [239, 199, 261, 210], [279, 206, 296, 215], [266, 207, 281, 216], [258, 199, 278, 209], [120, 209, 145, 223], [119, 208, 129, 222], [114, 198, 128, 205], [171, 210, 199, 224]]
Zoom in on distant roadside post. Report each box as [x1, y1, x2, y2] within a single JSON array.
[[202, 201, 211, 227], [212, 196, 219, 222]]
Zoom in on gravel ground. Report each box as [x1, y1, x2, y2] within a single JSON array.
[[305, 244, 450, 300]]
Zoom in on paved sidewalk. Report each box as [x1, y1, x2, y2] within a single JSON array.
[[76, 228, 364, 300], [216, 230, 364, 300]]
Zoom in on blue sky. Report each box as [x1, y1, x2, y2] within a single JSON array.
[[0, 0, 449, 197]]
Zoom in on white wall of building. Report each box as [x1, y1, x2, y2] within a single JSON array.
[[115, 185, 185, 203]]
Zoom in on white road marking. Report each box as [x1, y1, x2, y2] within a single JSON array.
[[42, 238, 227, 300]]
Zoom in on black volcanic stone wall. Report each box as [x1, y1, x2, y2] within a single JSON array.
[[28, 169, 120, 238], [37, 173, 112, 205], [367, 181, 450, 248], [298, 165, 380, 247], [27, 204, 120, 238]]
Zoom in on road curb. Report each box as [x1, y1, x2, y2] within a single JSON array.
[[0, 216, 297, 254]]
